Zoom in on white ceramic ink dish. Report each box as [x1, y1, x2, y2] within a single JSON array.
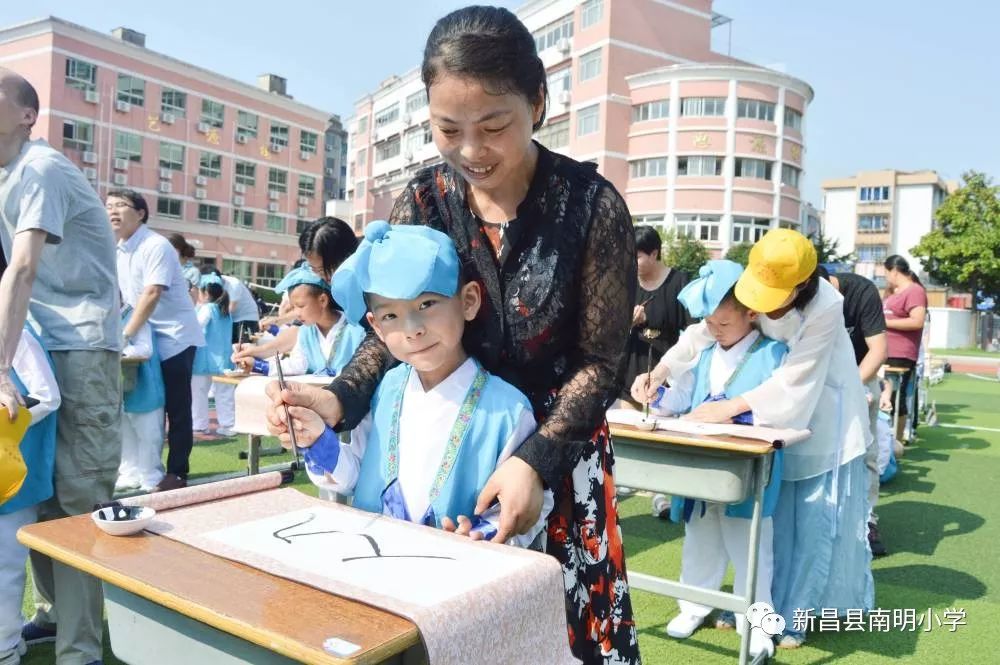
[[91, 506, 156, 536], [635, 418, 657, 431]]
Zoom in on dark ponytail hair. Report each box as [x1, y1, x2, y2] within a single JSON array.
[[422, 6, 547, 131], [201, 282, 230, 313], [791, 268, 821, 311], [883, 254, 922, 286]]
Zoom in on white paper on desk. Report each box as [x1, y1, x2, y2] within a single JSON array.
[[608, 409, 809, 446]]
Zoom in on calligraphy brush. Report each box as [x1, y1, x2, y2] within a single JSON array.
[[641, 328, 660, 421], [273, 352, 302, 470]]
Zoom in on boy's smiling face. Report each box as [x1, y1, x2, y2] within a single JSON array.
[[366, 282, 481, 390]]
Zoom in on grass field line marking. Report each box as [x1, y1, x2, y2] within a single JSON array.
[[937, 423, 1000, 433], [966, 373, 1000, 382]]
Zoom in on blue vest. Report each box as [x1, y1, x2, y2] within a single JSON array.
[[352, 363, 533, 526], [297, 320, 366, 376], [1, 327, 57, 514], [193, 303, 234, 375], [121, 311, 165, 414], [671, 334, 788, 521]]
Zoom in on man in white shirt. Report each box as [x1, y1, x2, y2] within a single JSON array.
[[108, 189, 204, 492], [221, 274, 260, 342], [0, 68, 120, 665]]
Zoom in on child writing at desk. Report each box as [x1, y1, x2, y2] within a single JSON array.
[[239, 266, 365, 378], [280, 221, 551, 548], [638, 260, 787, 659]]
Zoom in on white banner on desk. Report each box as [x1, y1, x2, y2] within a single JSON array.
[[607, 408, 809, 446]]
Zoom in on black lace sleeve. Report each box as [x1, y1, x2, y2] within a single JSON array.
[[325, 183, 416, 429], [514, 184, 637, 487]]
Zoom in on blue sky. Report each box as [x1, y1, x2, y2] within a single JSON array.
[[3, 0, 997, 205]]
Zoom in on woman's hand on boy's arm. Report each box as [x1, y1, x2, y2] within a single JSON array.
[[474, 457, 544, 543], [685, 396, 750, 423]]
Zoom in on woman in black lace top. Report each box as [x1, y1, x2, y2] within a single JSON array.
[[268, 7, 640, 663]]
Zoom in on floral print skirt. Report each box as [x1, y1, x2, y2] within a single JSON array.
[[546, 421, 641, 664]]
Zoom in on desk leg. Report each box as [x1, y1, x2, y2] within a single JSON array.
[[247, 434, 260, 475], [738, 455, 769, 665], [893, 374, 903, 443]]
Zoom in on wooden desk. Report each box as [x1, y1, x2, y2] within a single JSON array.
[[610, 422, 778, 665], [18, 515, 422, 665], [212, 373, 250, 386]]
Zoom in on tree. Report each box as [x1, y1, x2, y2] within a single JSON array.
[[725, 243, 753, 267], [657, 228, 710, 276], [911, 170, 1000, 309], [812, 233, 855, 264]]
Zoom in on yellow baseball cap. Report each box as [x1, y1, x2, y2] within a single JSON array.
[[735, 228, 818, 313]]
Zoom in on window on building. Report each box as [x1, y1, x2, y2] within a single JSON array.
[[158, 142, 185, 171], [65, 58, 97, 92], [781, 164, 801, 188], [357, 147, 367, 168], [678, 155, 722, 176], [374, 104, 400, 128], [534, 118, 570, 150], [406, 89, 428, 113], [237, 111, 258, 139], [199, 151, 222, 178], [235, 161, 256, 186], [858, 215, 889, 233], [255, 263, 286, 288], [576, 104, 599, 136], [268, 168, 288, 193], [160, 88, 186, 117], [375, 135, 401, 162], [197, 204, 220, 223], [296, 219, 313, 235], [156, 198, 182, 218], [632, 100, 669, 122], [116, 74, 145, 106], [298, 175, 316, 198], [300, 130, 318, 154], [222, 259, 252, 282], [356, 115, 368, 134], [630, 157, 668, 178], [859, 186, 891, 202], [532, 14, 573, 52], [578, 49, 602, 82], [675, 214, 720, 242], [581, 0, 603, 28], [62, 120, 93, 151], [734, 157, 773, 180], [784, 107, 802, 131], [114, 130, 142, 162], [355, 180, 366, 199], [200, 99, 224, 128], [266, 215, 286, 233], [732, 216, 773, 243], [680, 97, 726, 117], [548, 67, 572, 95], [632, 214, 666, 228], [736, 98, 775, 122], [857, 245, 888, 262], [270, 122, 289, 150], [404, 123, 433, 156], [233, 210, 254, 229]]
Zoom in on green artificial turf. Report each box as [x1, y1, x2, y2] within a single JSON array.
[[20, 374, 998, 664], [930, 348, 1000, 358]]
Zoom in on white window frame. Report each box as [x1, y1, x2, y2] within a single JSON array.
[[270, 122, 289, 150], [632, 100, 669, 122], [268, 168, 288, 193], [732, 216, 772, 243], [375, 136, 401, 162], [781, 164, 801, 188], [576, 104, 599, 136], [534, 118, 569, 149], [629, 158, 668, 179], [736, 98, 776, 122], [532, 14, 574, 52], [114, 130, 142, 162], [157, 197, 183, 219], [235, 161, 256, 186], [62, 120, 93, 151], [237, 111, 258, 138], [784, 107, 802, 131], [734, 157, 773, 180], [200, 99, 225, 128], [199, 151, 222, 179], [116, 74, 145, 106], [581, 0, 603, 28], [298, 175, 316, 198], [197, 203, 221, 224], [678, 155, 722, 176], [680, 97, 726, 117], [300, 130, 318, 154], [674, 214, 720, 242], [374, 104, 400, 128], [266, 214, 286, 233], [233, 210, 255, 229], [858, 215, 888, 233], [160, 88, 186, 117], [65, 58, 96, 92], [158, 141, 185, 171], [578, 48, 602, 83], [405, 89, 428, 113]]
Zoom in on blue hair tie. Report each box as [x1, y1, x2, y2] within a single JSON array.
[[199, 274, 223, 288]]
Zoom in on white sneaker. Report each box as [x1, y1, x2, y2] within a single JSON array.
[[215, 427, 238, 437], [0, 638, 26, 665], [666, 612, 704, 639], [114, 476, 140, 492], [749, 628, 775, 659]]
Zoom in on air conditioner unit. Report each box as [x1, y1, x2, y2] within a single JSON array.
[[194, 175, 208, 186], [233, 183, 247, 194], [557, 90, 571, 105], [194, 188, 207, 199], [158, 181, 172, 193], [557, 38, 571, 54], [268, 202, 280, 212], [115, 100, 131, 113], [233, 195, 245, 207], [297, 206, 308, 217], [402, 114, 411, 125], [82, 151, 98, 164], [404, 151, 414, 162], [297, 196, 309, 205], [160, 112, 176, 125], [83, 167, 97, 180], [113, 173, 127, 186], [84, 90, 99, 104], [197, 122, 210, 134], [269, 190, 281, 200], [299, 150, 311, 160], [113, 158, 128, 171], [236, 134, 248, 144], [159, 168, 172, 180], [271, 143, 283, 153], [324, 167, 334, 176]]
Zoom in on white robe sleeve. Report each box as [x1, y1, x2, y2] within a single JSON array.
[[268, 329, 310, 376], [652, 370, 695, 416], [305, 412, 371, 495], [742, 298, 842, 429], [12, 333, 61, 423], [653, 321, 715, 384]]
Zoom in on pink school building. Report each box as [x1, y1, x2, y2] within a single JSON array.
[[0, 17, 331, 286], [348, 0, 813, 254]]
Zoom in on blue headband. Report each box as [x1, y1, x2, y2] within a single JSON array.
[[677, 260, 745, 319], [332, 220, 460, 325], [275, 266, 329, 295], [198, 274, 222, 288]]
